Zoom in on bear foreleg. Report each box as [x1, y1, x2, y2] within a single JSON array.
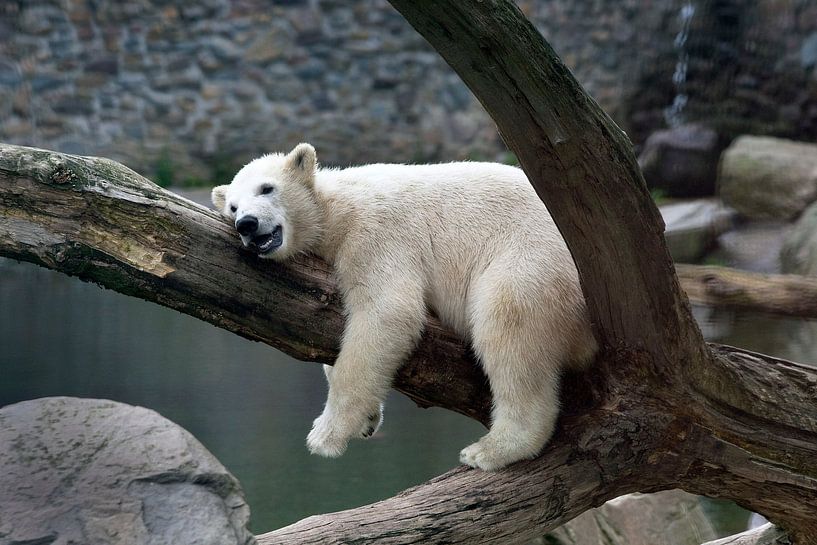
[[307, 285, 426, 457]]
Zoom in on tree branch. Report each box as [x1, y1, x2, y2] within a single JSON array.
[[3, 145, 816, 544], [676, 265, 817, 319], [0, 143, 492, 424]]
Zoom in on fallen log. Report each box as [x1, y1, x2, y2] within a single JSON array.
[[677, 264, 817, 319]]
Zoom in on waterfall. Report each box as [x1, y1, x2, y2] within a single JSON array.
[[664, 1, 696, 127]]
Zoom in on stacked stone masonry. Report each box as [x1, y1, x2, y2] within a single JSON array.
[[0, 0, 815, 183]]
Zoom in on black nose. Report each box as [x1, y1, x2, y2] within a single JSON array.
[[235, 215, 259, 236]]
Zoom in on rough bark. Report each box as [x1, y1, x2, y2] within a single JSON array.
[[1, 1, 815, 543], [676, 264, 817, 318], [2, 144, 816, 544]]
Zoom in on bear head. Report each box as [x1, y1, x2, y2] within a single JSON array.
[[211, 143, 323, 260]]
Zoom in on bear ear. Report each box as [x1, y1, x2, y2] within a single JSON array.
[[285, 143, 317, 179], [211, 185, 229, 211]]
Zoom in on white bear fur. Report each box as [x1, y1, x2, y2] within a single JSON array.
[[212, 143, 597, 471]]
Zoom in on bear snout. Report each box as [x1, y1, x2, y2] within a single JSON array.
[[235, 215, 259, 236]]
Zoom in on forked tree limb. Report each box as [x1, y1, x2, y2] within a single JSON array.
[[2, 144, 816, 544], [2, 1, 816, 543]]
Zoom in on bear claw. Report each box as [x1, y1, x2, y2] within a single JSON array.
[[361, 407, 383, 439]]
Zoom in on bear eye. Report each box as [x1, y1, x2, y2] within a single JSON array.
[[261, 185, 274, 195], [230, 205, 237, 213]]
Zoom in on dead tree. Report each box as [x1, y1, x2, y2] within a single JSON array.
[[0, 1, 815, 543]]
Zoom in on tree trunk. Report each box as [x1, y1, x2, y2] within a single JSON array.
[[2, 0, 816, 543], [387, 0, 710, 373]]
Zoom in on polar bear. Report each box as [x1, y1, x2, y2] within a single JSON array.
[[211, 143, 597, 471]]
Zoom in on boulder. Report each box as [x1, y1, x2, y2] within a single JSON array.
[[639, 124, 721, 198], [546, 490, 720, 545], [0, 397, 255, 545], [718, 136, 817, 221], [781, 200, 817, 276], [715, 221, 791, 274], [660, 199, 736, 263]]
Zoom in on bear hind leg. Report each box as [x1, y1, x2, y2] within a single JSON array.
[[460, 284, 565, 471]]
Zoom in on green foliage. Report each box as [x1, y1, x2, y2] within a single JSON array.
[[464, 150, 518, 165], [650, 187, 668, 205], [178, 176, 209, 187], [464, 149, 489, 162], [152, 150, 240, 188], [701, 254, 729, 267], [502, 151, 519, 166], [208, 153, 239, 186], [154, 151, 175, 188]]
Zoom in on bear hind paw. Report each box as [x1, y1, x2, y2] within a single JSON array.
[[459, 433, 539, 471]]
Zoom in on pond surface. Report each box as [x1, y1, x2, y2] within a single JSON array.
[[1, 225, 814, 535], [0, 258, 485, 533]]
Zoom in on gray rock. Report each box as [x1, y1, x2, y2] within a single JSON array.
[[546, 490, 719, 545], [0, 397, 255, 545], [29, 74, 67, 93], [781, 200, 817, 276], [52, 95, 95, 116], [639, 124, 722, 197], [294, 59, 326, 81], [718, 136, 817, 221], [715, 221, 791, 274], [85, 56, 119, 75], [801, 31, 817, 69], [702, 523, 788, 545], [204, 37, 241, 61], [0, 60, 21, 87], [18, 6, 65, 35], [244, 32, 290, 64], [661, 198, 736, 263]]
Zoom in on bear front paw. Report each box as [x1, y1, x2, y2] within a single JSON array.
[[362, 403, 384, 438], [306, 401, 385, 457], [306, 413, 352, 458]]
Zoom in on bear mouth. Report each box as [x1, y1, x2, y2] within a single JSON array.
[[250, 225, 283, 255]]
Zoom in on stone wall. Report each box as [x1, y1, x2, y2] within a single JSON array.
[[0, 0, 815, 184]]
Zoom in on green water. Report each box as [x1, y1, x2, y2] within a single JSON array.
[[2, 256, 811, 535], [0, 258, 484, 533]]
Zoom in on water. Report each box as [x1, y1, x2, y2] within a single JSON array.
[[664, 1, 696, 127], [696, 304, 817, 366], [0, 258, 484, 533], [1, 254, 812, 535]]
